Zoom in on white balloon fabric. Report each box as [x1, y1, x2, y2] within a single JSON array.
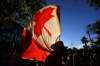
[[32, 5, 61, 51]]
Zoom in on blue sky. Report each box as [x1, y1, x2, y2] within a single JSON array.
[[48, 0, 100, 48]]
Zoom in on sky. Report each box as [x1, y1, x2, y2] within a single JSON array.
[[48, 0, 100, 48]]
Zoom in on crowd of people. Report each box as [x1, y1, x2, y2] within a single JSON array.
[[0, 41, 100, 66], [62, 47, 100, 66]]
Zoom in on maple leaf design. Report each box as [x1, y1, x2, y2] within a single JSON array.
[[33, 7, 54, 37]]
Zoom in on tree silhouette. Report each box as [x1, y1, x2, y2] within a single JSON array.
[[86, 24, 94, 44], [81, 36, 88, 48], [92, 20, 100, 45], [86, 0, 100, 45], [86, 20, 100, 45], [87, 0, 100, 9], [0, 0, 47, 25]]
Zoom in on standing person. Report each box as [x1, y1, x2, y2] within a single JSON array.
[[44, 41, 64, 66]]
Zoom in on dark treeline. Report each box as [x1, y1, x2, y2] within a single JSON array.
[[0, 39, 100, 66]]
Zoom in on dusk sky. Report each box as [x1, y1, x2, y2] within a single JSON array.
[[48, 0, 100, 48]]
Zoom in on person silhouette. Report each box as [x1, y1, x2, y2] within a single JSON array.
[[44, 41, 64, 66]]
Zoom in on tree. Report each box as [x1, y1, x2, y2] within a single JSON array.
[[92, 20, 100, 45], [0, 0, 47, 25], [87, 0, 100, 9], [81, 36, 88, 48], [93, 20, 100, 34], [86, 24, 94, 44], [16, 0, 47, 26], [86, 20, 100, 45]]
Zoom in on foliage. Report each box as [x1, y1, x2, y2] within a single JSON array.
[[86, 20, 100, 45], [87, 20, 100, 36], [0, 0, 47, 42], [86, 0, 100, 45], [88, 0, 100, 9], [81, 36, 88, 47], [0, 0, 16, 22], [0, 0, 47, 25]]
